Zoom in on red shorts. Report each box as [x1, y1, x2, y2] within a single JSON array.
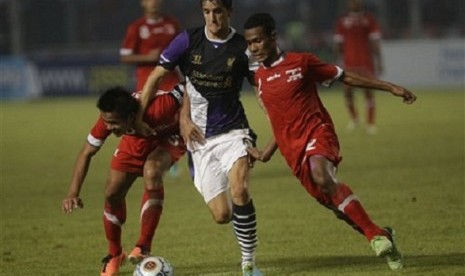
[[296, 124, 341, 202], [110, 134, 185, 175], [110, 92, 185, 175]]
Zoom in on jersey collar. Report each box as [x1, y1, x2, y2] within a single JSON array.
[[204, 26, 236, 43]]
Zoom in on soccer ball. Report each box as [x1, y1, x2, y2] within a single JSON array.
[[133, 256, 174, 276]]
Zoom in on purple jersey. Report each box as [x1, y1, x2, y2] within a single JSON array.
[[159, 26, 255, 138]]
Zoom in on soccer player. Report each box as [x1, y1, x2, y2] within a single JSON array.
[[137, 1, 262, 275], [333, 0, 384, 134], [61, 86, 185, 276], [120, 0, 180, 92], [244, 13, 416, 271], [120, 0, 182, 178]]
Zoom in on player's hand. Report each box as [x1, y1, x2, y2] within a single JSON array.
[[247, 147, 271, 163], [134, 121, 157, 137], [62, 197, 84, 214], [180, 117, 205, 150], [391, 85, 417, 104]]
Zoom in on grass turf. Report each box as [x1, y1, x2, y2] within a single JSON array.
[[1, 87, 463, 275]]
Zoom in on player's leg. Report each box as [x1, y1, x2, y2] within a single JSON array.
[[364, 89, 377, 134], [228, 156, 261, 276], [129, 147, 172, 264], [309, 155, 385, 239], [101, 169, 137, 276], [344, 85, 358, 131], [308, 155, 403, 270]]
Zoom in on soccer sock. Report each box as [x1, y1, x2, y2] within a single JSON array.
[[103, 200, 126, 256], [232, 200, 258, 264], [331, 183, 384, 241], [136, 187, 164, 250]]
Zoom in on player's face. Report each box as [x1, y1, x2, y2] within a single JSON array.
[[348, 0, 363, 12], [245, 26, 278, 65], [101, 111, 134, 137], [141, 0, 163, 14], [202, 0, 231, 39]]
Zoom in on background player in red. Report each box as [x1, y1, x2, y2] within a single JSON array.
[[120, 0, 182, 177], [244, 13, 416, 271], [62, 86, 185, 276], [120, 0, 180, 93], [333, 0, 384, 134]]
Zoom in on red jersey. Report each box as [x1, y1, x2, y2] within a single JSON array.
[[88, 92, 180, 148], [88, 92, 184, 174], [120, 16, 180, 91], [334, 12, 381, 72], [255, 53, 342, 173]]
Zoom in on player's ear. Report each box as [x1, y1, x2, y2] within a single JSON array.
[[270, 30, 277, 41]]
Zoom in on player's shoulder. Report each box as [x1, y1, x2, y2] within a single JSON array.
[[362, 12, 378, 21], [286, 52, 314, 61], [162, 15, 180, 25], [129, 17, 147, 27]]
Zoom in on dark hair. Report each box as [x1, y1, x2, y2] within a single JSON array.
[[244, 13, 276, 36], [199, 0, 232, 10], [97, 87, 138, 120]]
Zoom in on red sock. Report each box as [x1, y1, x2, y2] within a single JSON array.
[[103, 201, 126, 256], [136, 187, 164, 250], [331, 183, 384, 240]]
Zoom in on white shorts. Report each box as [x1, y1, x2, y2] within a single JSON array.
[[189, 129, 254, 203]]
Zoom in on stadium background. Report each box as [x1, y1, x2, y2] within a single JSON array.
[[0, 0, 463, 100]]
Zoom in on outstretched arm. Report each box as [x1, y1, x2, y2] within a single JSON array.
[[121, 49, 161, 66], [62, 142, 100, 213], [341, 71, 417, 104]]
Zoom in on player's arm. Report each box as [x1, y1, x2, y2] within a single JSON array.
[[62, 141, 100, 213], [179, 86, 205, 148], [247, 85, 278, 163], [135, 66, 171, 136], [121, 49, 161, 65], [340, 71, 417, 104]]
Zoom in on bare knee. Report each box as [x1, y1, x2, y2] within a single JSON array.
[[311, 167, 338, 196], [211, 210, 232, 224], [144, 165, 164, 191], [104, 183, 125, 205]]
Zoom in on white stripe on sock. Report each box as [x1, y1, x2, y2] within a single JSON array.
[[337, 194, 358, 212], [103, 211, 122, 226], [140, 199, 163, 222]]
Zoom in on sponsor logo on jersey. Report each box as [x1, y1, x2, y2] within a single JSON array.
[[192, 54, 202, 65], [266, 73, 281, 82], [139, 26, 150, 39], [227, 57, 236, 70], [286, 67, 303, 82]]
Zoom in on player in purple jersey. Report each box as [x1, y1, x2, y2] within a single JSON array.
[[136, 1, 262, 275]]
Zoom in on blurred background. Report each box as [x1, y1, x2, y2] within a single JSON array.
[[1, 0, 463, 100]]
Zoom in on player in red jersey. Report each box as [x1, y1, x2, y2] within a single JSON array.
[[120, 0, 180, 92], [121, 0, 182, 178], [244, 13, 416, 271], [334, 0, 384, 134], [62, 86, 185, 276]]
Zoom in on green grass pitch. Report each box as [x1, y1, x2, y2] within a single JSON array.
[[1, 87, 463, 275]]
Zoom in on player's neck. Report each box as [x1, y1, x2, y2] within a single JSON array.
[[145, 12, 161, 20], [206, 27, 231, 40], [263, 49, 282, 67]]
